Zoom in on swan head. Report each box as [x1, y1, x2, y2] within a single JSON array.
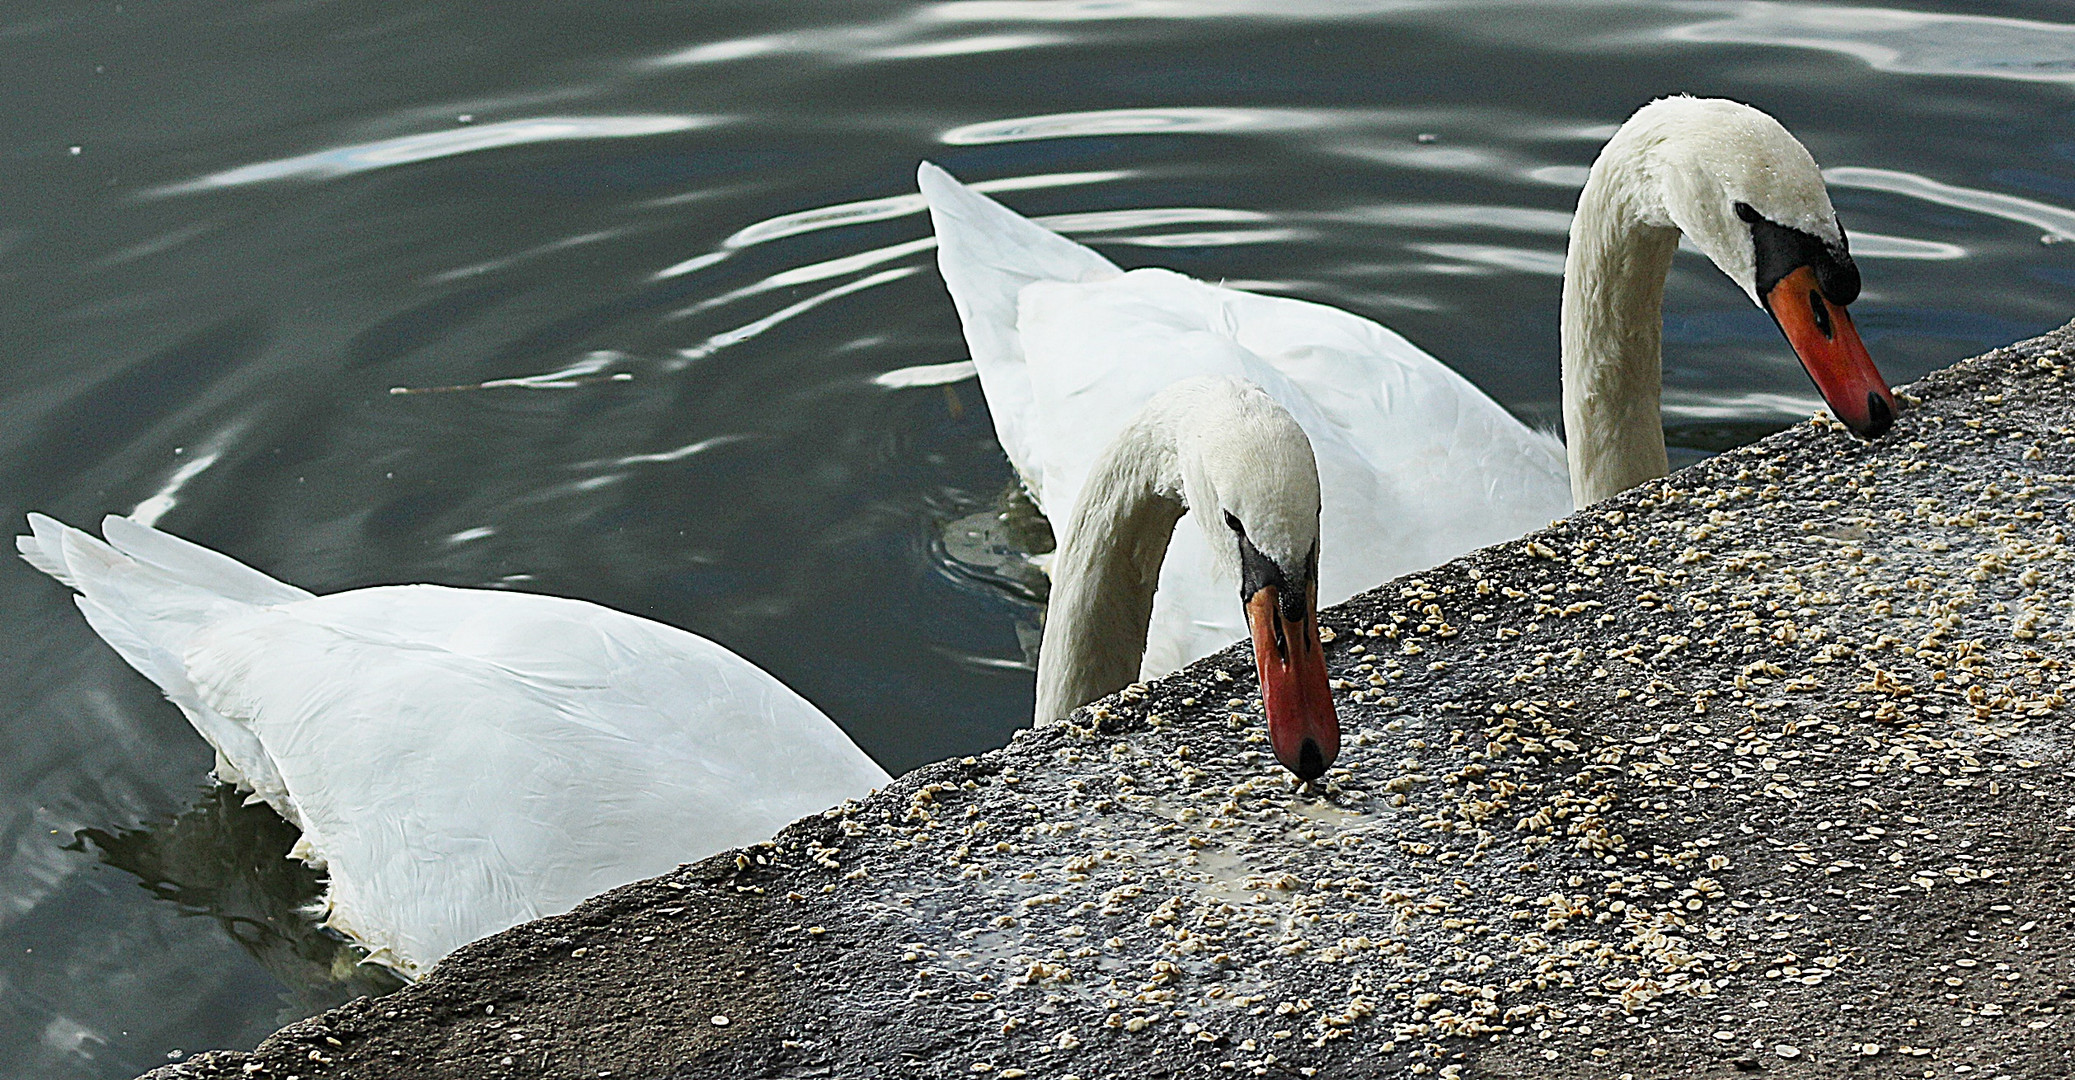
[[1614, 96, 1897, 439], [1172, 377, 1340, 782]]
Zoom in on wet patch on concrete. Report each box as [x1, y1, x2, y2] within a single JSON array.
[[144, 324, 2075, 1079]]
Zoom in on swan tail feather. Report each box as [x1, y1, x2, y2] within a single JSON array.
[[918, 162, 1124, 498], [17, 515, 76, 586], [24, 517, 243, 690], [917, 162, 1120, 307], [98, 513, 314, 606], [17, 514, 292, 802]]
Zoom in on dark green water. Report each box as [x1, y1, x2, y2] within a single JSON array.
[[3, 2, 2072, 1075]]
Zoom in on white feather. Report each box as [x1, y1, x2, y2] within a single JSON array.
[[921, 163, 1571, 678], [18, 515, 888, 979]]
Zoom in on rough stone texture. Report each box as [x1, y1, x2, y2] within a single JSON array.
[[143, 324, 2075, 1080]]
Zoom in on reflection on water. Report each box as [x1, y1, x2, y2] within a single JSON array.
[[938, 483, 1054, 606], [1666, 2, 2075, 84], [1350, 203, 1574, 234], [1827, 166, 2075, 241], [154, 116, 722, 195], [874, 358, 979, 388], [388, 350, 639, 394], [929, 1, 1453, 22], [656, 169, 1124, 279], [6, 0, 2075, 1075], [934, 483, 1053, 671], [1409, 241, 1568, 276], [673, 264, 923, 364], [70, 788, 405, 1014], [942, 105, 1334, 143]]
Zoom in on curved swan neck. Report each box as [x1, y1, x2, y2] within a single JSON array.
[[1560, 160, 1681, 510], [1033, 377, 1320, 724], [1034, 410, 1186, 723]]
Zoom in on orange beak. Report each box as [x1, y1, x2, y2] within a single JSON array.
[[1763, 264, 1897, 439], [1245, 579, 1339, 782]]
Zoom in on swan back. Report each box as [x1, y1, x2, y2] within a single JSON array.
[[188, 585, 885, 976], [19, 516, 888, 978], [921, 164, 1571, 673]]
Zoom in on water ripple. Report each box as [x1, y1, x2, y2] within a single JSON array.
[[387, 351, 636, 395], [130, 423, 247, 528], [1347, 203, 1574, 235], [1036, 205, 1304, 248], [1107, 228, 1306, 248], [653, 36, 792, 66], [1826, 166, 2075, 240], [701, 169, 1126, 257], [929, 0, 1446, 21], [1409, 242, 1567, 276], [649, 19, 1066, 69], [651, 170, 1127, 290], [942, 107, 1326, 145], [1665, 1, 2075, 84], [669, 267, 921, 367], [714, 194, 931, 253], [576, 434, 755, 469], [875, 360, 979, 389], [1523, 164, 1592, 188], [871, 32, 1066, 59], [675, 237, 939, 315], [1848, 233, 1967, 261], [1036, 206, 1271, 233], [152, 116, 717, 194], [430, 230, 623, 284], [1662, 389, 1822, 421]]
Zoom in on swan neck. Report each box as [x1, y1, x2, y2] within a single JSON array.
[[1561, 166, 1681, 509], [1034, 418, 1185, 723]]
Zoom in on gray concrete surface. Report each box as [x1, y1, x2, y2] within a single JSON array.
[[142, 322, 2075, 1079]]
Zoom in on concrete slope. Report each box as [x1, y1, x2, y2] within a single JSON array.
[[146, 323, 2075, 1079]]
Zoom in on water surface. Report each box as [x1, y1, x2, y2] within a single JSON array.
[[4, 2, 2073, 1075]]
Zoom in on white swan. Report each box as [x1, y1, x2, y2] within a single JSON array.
[[18, 514, 888, 980], [1035, 375, 1339, 782], [920, 94, 1895, 694]]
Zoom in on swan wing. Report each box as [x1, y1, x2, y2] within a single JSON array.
[[19, 514, 298, 809], [179, 584, 887, 976], [1015, 271, 1574, 583], [920, 166, 1573, 676], [919, 161, 1121, 502], [19, 516, 887, 977]]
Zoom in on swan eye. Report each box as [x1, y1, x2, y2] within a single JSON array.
[[1734, 201, 1763, 225], [1807, 289, 1832, 339], [1223, 511, 1246, 537]]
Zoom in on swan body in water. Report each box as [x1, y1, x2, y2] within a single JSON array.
[[920, 95, 1894, 707], [19, 514, 889, 979]]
